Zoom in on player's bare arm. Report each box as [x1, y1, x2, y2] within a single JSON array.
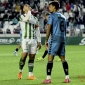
[[35, 24, 41, 50], [45, 24, 52, 48], [37, 42, 41, 50], [45, 25, 52, 42]]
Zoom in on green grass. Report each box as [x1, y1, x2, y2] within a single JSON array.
[[0, 45, 85, 85]]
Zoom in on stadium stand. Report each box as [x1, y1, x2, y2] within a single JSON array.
[[0, 0, 85, 37]]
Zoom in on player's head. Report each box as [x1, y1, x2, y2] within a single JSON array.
[[45, 13, 50, 21], [23, 4, 31, 13], [48, 1, 60, 13]]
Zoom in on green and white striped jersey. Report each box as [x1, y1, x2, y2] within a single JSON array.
[[19, 13, 39, 40], [20, 21, 36, 39]]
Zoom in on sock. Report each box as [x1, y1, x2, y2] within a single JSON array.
[[62, 60, 69, 77], [46, 61, 53, 79], [42, 50, 48, 58], [19, 69, 23, 72], [28, 60, 34, 76], [65, 75, 69, 79], [15, 48, 18, 52], [19, 57, 26, 71], [46, 75, 51, 80], [29, 72, 33, 76]]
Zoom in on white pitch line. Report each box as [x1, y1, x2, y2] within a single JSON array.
[[0, 50, 85, 56]]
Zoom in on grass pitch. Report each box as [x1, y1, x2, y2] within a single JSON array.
[[0, 45, 85, 85]]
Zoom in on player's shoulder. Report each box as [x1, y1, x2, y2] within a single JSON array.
[[51, 12, 61, 18], [50, 13, 54, 17], [60, 13, 66, 20], [55, 12, 66, 20], [58, 13, 66, 20], [48, 13, 54, 20]]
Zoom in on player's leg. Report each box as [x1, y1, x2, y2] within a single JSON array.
[[37, 49, 48, 60], [42, 49, 48, 58], [37, 44, 48, 60], [18, 52, 27, 79], [28, 54, 37, 80], [43, 55, 54, 84], [59, 43, 70, 83], [60, 56, 70, 83], [19, 52, 27, 71], [18, 40, 28, 79], [43, 43, 56, 84], [28, 40, 37, 80]]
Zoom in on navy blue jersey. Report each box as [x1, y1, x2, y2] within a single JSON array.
[[47, 12, 66, 43]]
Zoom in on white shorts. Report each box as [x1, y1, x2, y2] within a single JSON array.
[[22, 39, 37, 54]]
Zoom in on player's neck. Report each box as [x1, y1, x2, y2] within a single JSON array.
[[53, 9, 57, 13]]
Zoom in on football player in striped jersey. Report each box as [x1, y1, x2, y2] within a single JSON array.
[[18, 4, 41, 80]]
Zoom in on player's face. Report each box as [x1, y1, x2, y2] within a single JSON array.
[[49, 4, 55, 13]]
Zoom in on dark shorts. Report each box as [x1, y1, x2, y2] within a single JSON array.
[[48, 42, 65, 56]]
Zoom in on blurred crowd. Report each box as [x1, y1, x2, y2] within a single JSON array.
[[0, 0, 85, 36]]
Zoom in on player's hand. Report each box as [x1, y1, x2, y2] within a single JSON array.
[[13, 51, 18, 56], [37, 42, 41, 50], [45, 41, 48, 50]]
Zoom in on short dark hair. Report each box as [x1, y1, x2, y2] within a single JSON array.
[[49, 1, 60, 10]]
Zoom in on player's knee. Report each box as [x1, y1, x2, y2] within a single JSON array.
[[28, 60, 34, 63], [29, 54, 35, 60], [29, 57, 35, 60], [59, 56, 65, 62], [61, 60, 67, 63]]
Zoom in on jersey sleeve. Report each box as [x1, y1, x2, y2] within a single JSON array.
[[47, 14, 53, 25], [35, 27, 41, 42], [20, 11, 31, 22], [29, 15, 38, 25]]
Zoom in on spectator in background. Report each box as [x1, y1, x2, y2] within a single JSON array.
[[44, 13, 50, 33], [0, 21, 3, 28], [68, 17, 75, 36], [83, 13, 85, 26], [0, 0, 85, 35], [39, 14, 44, 33], [15, 2, 21, 14], [12, 1, 16, 9], [0, 3, 5, 13], [11, 17, 18, 25], [75, 15, 83, 29], [62, 1, 66, 12], [66, 2, 71, 12], [6, 28, 11, 34], [43, 2, 49, 13], [70, 3, 74, 11], [3, 12, 9, 21], [7, 2, 12, 13], [30, 0, 35, 8], [3, 1, 8, 8], [34, 0, 39, 5], [0, 29, 3, 34]]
